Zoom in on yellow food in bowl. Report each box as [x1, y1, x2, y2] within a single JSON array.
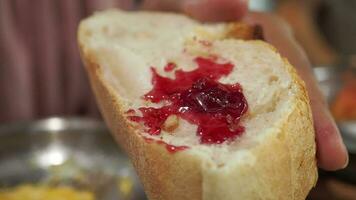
[[0, 185, 94, 200]]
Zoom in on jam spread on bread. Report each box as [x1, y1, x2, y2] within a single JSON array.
[[127, 57, 248, 147], [144, 137, 189, 153], [163, 62, 177, 72]]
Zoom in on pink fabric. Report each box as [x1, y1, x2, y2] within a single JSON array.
[[0, 0, 134, 122]]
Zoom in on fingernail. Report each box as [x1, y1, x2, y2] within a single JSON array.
[[325, 109, 349, 169], [341, 144, 349, 169]]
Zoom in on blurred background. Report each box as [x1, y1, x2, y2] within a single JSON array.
[[253, 1, 356, 199], [0, 0, 355, 199]]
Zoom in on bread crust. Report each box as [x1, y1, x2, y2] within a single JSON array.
[[78, 11, 317, 200]]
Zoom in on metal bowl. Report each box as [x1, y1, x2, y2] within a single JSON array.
[[0, 117, 147, 200]]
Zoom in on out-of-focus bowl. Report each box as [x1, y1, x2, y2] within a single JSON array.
[[313, 66, 356, 153], [314, 66, 356, 184], [0, 117, 147, 200]]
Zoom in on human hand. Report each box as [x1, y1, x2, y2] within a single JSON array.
[[244, 12, 348, 171], [141, 0, 348, 171], [1, 0, 347, 170]]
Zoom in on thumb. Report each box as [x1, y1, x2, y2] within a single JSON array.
[[141, 0, 249, 22]]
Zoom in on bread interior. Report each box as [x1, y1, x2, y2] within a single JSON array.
[[80, 10, 297, 167]]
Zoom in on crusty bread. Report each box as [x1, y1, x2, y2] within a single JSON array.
[[78, 9, 318, 200]]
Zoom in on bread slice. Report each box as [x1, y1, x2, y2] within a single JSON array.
[[78, 9, 317, 200]]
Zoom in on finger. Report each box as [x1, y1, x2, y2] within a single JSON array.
[[85, 0, 129, 12], [244, 12, 348, 170], [141, 0, 249, 22], [140, 0, 181, 11], [182, 0, 248, 22]]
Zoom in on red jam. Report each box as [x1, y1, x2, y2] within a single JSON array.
[[143, 137, 189, 153], [127, 57, 248, 149], [157, 141, 189, 153], [163, 62, 177, 72], [165, 144, 189, 153]]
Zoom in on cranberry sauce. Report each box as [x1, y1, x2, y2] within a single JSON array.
[[127, 57, 248, 145], [143, 137, 189, 153], [163, 62, 177, 72]]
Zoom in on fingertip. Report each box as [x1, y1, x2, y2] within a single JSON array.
[[314, 108, 349, 171], [317, 141, 349, 171]]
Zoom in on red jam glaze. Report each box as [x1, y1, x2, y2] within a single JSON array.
[[165, 144, 189, 153], [144, 57, 234, 103], [128, 106, 174, 135], [157, 141, 189, 153], [144, 137, 188, 153], [127, 57, 248, 147], [164, 62, 177, 72], [125, 109, 136, 115]]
